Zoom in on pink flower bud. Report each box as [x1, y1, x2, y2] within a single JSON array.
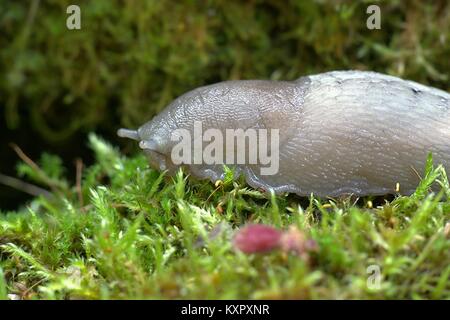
[[233, 224, 282, 253], [280, 226, 318, 260], [279, 226, 306, 255]]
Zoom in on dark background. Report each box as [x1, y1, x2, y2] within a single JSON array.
[[1, 0, 449, 210]]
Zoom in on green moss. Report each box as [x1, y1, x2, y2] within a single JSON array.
[[0, 134, 448, 299]]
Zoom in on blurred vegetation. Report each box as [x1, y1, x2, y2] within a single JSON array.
[[1, 0, 449, 144]]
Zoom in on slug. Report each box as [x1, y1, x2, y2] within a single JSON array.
[[118, 70, 450, 197]]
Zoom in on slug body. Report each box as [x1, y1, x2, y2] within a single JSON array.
[[118, 70, 450, 196]]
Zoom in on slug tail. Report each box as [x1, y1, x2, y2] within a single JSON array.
[[117, 128, 140, 141]]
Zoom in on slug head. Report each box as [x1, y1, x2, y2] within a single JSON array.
[[117, 80, 302, 176], [117, 111, 179, 173], [117, 85, 215, 174]]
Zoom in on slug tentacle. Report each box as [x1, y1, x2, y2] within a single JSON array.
[[139, 139, 159, 151], [117, 128, 140, 141]]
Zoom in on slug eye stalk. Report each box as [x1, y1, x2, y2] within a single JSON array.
[[139, 140, 159, 151], [117, 128, 139, 141]]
